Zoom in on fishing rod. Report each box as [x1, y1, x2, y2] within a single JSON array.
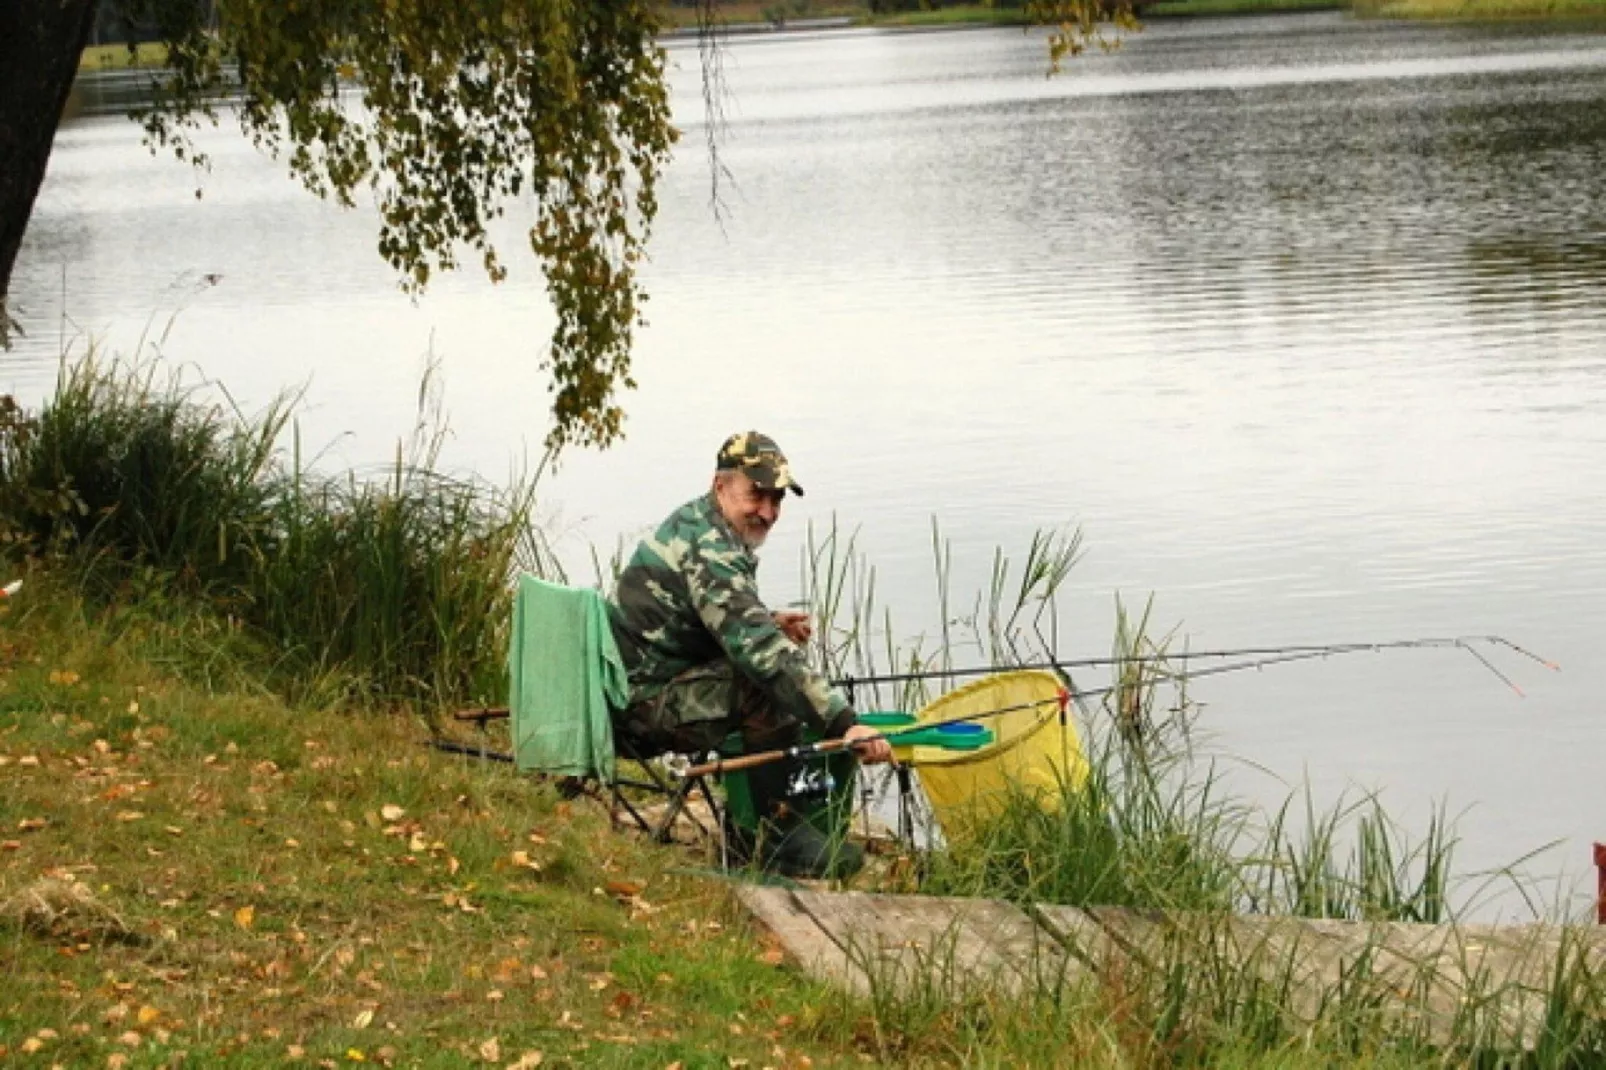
[[674, 693, 1071, 780], [678, 636, 1559, 780], [830, 635, 1558, 697]]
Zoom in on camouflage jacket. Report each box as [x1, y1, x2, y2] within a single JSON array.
[[606, 493, 851, 734]]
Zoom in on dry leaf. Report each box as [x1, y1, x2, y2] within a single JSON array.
[[529, 964, 548, 981], [664, 1062, 683, 1070], [758, 949, 786, 967], [234, 905, 256, 930], [18, 755, 40, 767], [20, 1037, 44, 1054], [115, 811, 144, 823], [353, 1009, 374, 1029], [408, 833, 428, 853], [288, 1045, 306, 1059], [345, 1048, 366, 1062], [136, 1005, 160, 1025], [478, 1037, 501, 1062], [107, 1055, 129, 1070], [2, 840, 20, 850], [380, 804, 405, 822], [605, 880, 645, 900], [18, 817, 47, 831], [117, 1031, 142, 1047], [508, 1053, 544, 1070]]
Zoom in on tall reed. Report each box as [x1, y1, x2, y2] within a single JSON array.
[[0, 353, 552, 707]]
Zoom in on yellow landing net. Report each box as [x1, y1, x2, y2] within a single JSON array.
[[905, 669, 1089, 836]]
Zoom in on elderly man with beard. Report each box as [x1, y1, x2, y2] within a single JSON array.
[[607, 432, 891, 878]]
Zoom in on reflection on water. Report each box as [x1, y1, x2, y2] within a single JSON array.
[[12, 12, 1606, 915]]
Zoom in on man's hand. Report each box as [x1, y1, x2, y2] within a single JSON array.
[[843, 723, 893, 765], [773, 610, 812, 645]]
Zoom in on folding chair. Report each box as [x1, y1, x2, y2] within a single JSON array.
[[443, 574, 726, 846], [444, 707, 723, 843]]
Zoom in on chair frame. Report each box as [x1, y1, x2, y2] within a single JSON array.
[[445, 707, 724, 846]]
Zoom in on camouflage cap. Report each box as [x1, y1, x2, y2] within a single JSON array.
[[715, 431, 804, 496]]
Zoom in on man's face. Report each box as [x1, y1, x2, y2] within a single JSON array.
[[713, 470, 784, 549]]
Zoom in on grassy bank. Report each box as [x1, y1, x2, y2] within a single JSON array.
[[0, 356, 545, 711], [0, 582, 861, 1068], [1354, 0, 1606, 16], [79, 42, 169, 72]]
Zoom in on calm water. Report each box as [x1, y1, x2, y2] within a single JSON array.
[[12, 13, 1606, 915]]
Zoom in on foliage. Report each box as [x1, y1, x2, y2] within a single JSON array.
[[0, 354, 553, 707], [118, 0, 677, 452]]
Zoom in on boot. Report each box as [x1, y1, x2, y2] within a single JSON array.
[[737, 757, 864, 881]]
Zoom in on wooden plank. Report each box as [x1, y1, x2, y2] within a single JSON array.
[[735, 886, 864, 991], [789, 891, 1077, 996], [737, 887, 1606, 1046]]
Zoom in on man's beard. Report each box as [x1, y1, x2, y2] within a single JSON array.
[[737, 519, 770, 549]]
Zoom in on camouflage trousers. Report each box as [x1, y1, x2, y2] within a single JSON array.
[[615, 662, 801, 757]]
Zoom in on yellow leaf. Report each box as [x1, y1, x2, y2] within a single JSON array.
[[136, 1005, 161, 1025], [115, 811, 144, 823], [478, 1037, 501, 1062], [346, 1048, 366, 1062], [21, 1037, 44, 1054], [352, 1009, 374, 1029], [234, 905, 256, 930], [17, 817, 47, 831], [508, 1053, 544, 1070], [107, 1054, 130, 1070], [380, 804, 405, 822]]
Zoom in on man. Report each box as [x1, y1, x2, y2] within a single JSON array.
[[607, 432, 891, 878]]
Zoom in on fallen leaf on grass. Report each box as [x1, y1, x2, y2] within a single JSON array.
[[510, 850, 541, 872], [478, 1037, 501, 1062], [287, 1044, 306, 1058], [234, 905, 255, 930], [3, 840, 21, 850], [352, 1009, 374, 1029], [346, 1048, 366, 1062], [18, 755, 40, 767], [117, 1030, 142, 1047], [136, 1005, 160, 1025], [107, 1054, 129, 1069], [20, 1037, 44, 1054], [508, 1053, 544, 1069], [758, 948, 786, 967], [115, 811, 144, 823], [380, 804, 405, 822], [18, 818, 47, 831], [49, 669, 81, 686], [605, 880, 645, 900]]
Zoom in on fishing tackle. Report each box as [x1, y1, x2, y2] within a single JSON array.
[[675, 635, 1557, 780]]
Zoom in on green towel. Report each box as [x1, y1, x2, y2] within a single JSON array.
[[509, 574, 628, 780]]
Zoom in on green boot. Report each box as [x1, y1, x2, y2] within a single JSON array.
[[736, 758, 864, 881]]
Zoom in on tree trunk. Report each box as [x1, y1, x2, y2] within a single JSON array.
[[0, 0, 101, 343]]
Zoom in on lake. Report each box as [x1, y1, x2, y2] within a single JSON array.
[[11, 11, 1606, 916]]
